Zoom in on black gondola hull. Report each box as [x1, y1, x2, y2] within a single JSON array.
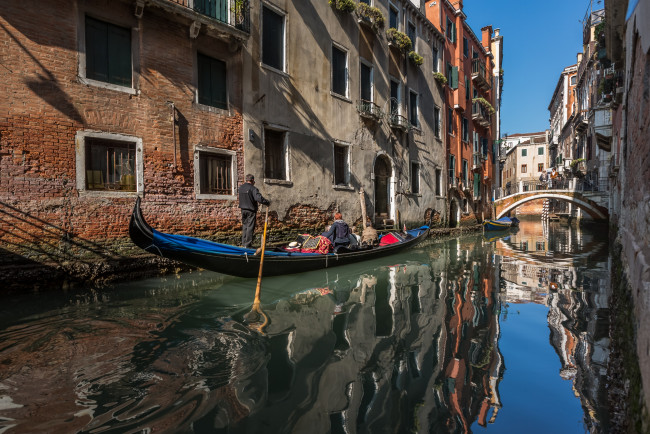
[[129, 198, 430, 278]]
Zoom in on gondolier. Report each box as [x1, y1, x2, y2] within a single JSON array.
[[238, 174, 270, 248]]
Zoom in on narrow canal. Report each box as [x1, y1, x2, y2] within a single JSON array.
[[0, 219, 610, 433]]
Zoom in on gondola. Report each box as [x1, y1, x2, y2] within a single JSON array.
[[129, 198, 430, 278]]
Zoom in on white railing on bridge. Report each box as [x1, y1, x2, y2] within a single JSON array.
[[495, 177, 609, 200]]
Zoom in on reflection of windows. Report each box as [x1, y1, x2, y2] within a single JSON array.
[[264, 129, 288, 180], [262, 5, 285, 71], [333, 142, 350, 186], [195, 147, 235, 197], [197, 53, 227, 109], [536, 241, 545, 250], [85, 16, 131, 87], [521, 164, 527, 173], [76, 132, 142, 193], [332, 45, 348, 97], [410, 162, 420, 194]]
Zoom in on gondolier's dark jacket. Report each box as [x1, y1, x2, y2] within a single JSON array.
[[238, 182, 269, 212]]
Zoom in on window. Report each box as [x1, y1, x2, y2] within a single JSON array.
[[195, 146, 236, 197], [409, 90, 418, 127], [538, 163, 544, 172], [521, 148, 527, 157], [390, 78, 400, 115], [407, 22, 416, 49], [461, 117, 468, 142], [536, 241, 545, 250], [332, 45, 348, 97], [432, 46, 439, 72], [262, 5, 285, 71], [85, 16, 132, 87], [389, 4, 399, 30], [465, 76, 470, 100], [446, 17, 455, 42], [463, 37, 468, 57], [410, 162, 420, 194], [360, 60, 373, 102], [333, 142, 350, 186], [462, 159, 468, 185], [264, 128, 288, 180], [435, 168, 442, 196], [447, 63, 459, 89], [449, 155, 455, 182], [197, 53, 227, 109], [433, 106, 441, 138], [570, 75, 576, 85], [521, 164, 527, 173], [538, 147, 544, 155], [448, 108, 454, 135], [76, 131, 142, 193]]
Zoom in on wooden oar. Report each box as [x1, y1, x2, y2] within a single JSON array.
[[243, 206, 269, 328]]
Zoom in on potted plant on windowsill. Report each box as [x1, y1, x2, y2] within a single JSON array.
[[408, 51, 423, 66], [329, 0, 356, 13], [433, 72, 448, 85], [356, 3, 385, 32], [386, 28, 411, 52], [472, 97, 495, 115]]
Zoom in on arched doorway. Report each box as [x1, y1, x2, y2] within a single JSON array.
[[374, 155, 392, 223], [449, 198, 460, 227]]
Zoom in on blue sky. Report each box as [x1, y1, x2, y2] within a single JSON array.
[[464, 0, 599, 137]]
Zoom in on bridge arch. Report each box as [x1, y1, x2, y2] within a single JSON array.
[[495, 192, 608, 220]]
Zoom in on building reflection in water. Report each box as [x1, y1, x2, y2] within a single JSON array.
[[494, 218, 610, 432], [0, 220, 609, 433]]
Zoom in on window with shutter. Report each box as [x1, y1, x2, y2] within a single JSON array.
[[197, 53, 227, 109], [262, 6, 285, 71], [85, 16, 132, 87]]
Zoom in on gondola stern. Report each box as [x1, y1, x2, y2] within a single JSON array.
[[129, 197, 155, 249]]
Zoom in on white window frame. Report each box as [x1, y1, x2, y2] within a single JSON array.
[[263, 124, 292, 184], [332, 140, 352, 190], [331, 42, 349, 99], [75, 130, 143, 196], [359, 58, 374, 103], [77, 13, 138, 95], [194, 145, 237, 200], [260, 2, 287, 74]]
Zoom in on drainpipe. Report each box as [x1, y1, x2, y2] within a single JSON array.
[[166, 101, 177, 170]]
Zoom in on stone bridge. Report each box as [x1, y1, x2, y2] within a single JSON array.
[[494, 179, 609, 221]]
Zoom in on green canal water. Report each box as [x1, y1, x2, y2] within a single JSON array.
[[0, 219, 610, 433]]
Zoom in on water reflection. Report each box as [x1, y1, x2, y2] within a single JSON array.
[[0, 220, 609, 433]]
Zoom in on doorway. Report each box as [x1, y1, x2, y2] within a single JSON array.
[[374, 155, 392, 223]]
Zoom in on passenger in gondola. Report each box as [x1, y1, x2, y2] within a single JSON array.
[[238, 174, 270, 248], [322, 212, 357, 248]]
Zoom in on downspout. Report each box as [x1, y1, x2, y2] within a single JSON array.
[[166, 101, 177, 170]]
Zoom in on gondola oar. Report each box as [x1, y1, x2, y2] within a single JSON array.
[[243, 206, 269, 330]]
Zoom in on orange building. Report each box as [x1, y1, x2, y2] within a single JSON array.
[[425, 0, 497, 226]]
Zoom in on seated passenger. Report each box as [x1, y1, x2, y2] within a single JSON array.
[[322, 212, 356, 247]]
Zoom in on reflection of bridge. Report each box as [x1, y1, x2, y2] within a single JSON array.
[[493, 179, 609, 220]]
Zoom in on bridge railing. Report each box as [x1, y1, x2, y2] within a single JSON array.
[[495, 177, 608, 200]]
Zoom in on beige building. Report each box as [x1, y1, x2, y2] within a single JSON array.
[[500, 131, 550, 196], [243, 0, 448, 228]]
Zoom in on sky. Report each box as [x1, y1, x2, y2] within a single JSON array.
[[463, 0, 600, 137]]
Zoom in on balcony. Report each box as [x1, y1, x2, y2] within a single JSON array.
[[388, 113, 409, 131], [592, 106, 612, 151], [471, 101, 491, 128], [471, 58, 490, 91], [472, 153, 483, 171], [448, 176, 458, 189], [148, 0, 250, 38], [574, 110, 589, 133], [357, 100, 382, 121]]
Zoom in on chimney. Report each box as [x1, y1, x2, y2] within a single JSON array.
[[577, 52, 583, 64], [481, 25, 492, 48]]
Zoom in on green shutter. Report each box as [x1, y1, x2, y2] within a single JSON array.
[[474, 173, 480, 197], [108, 25, 131, 87], [451, 22, 456, 43], [86, 17, 108, 82], [451, 66, 458, 89], [211, 58, 227, 109]]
